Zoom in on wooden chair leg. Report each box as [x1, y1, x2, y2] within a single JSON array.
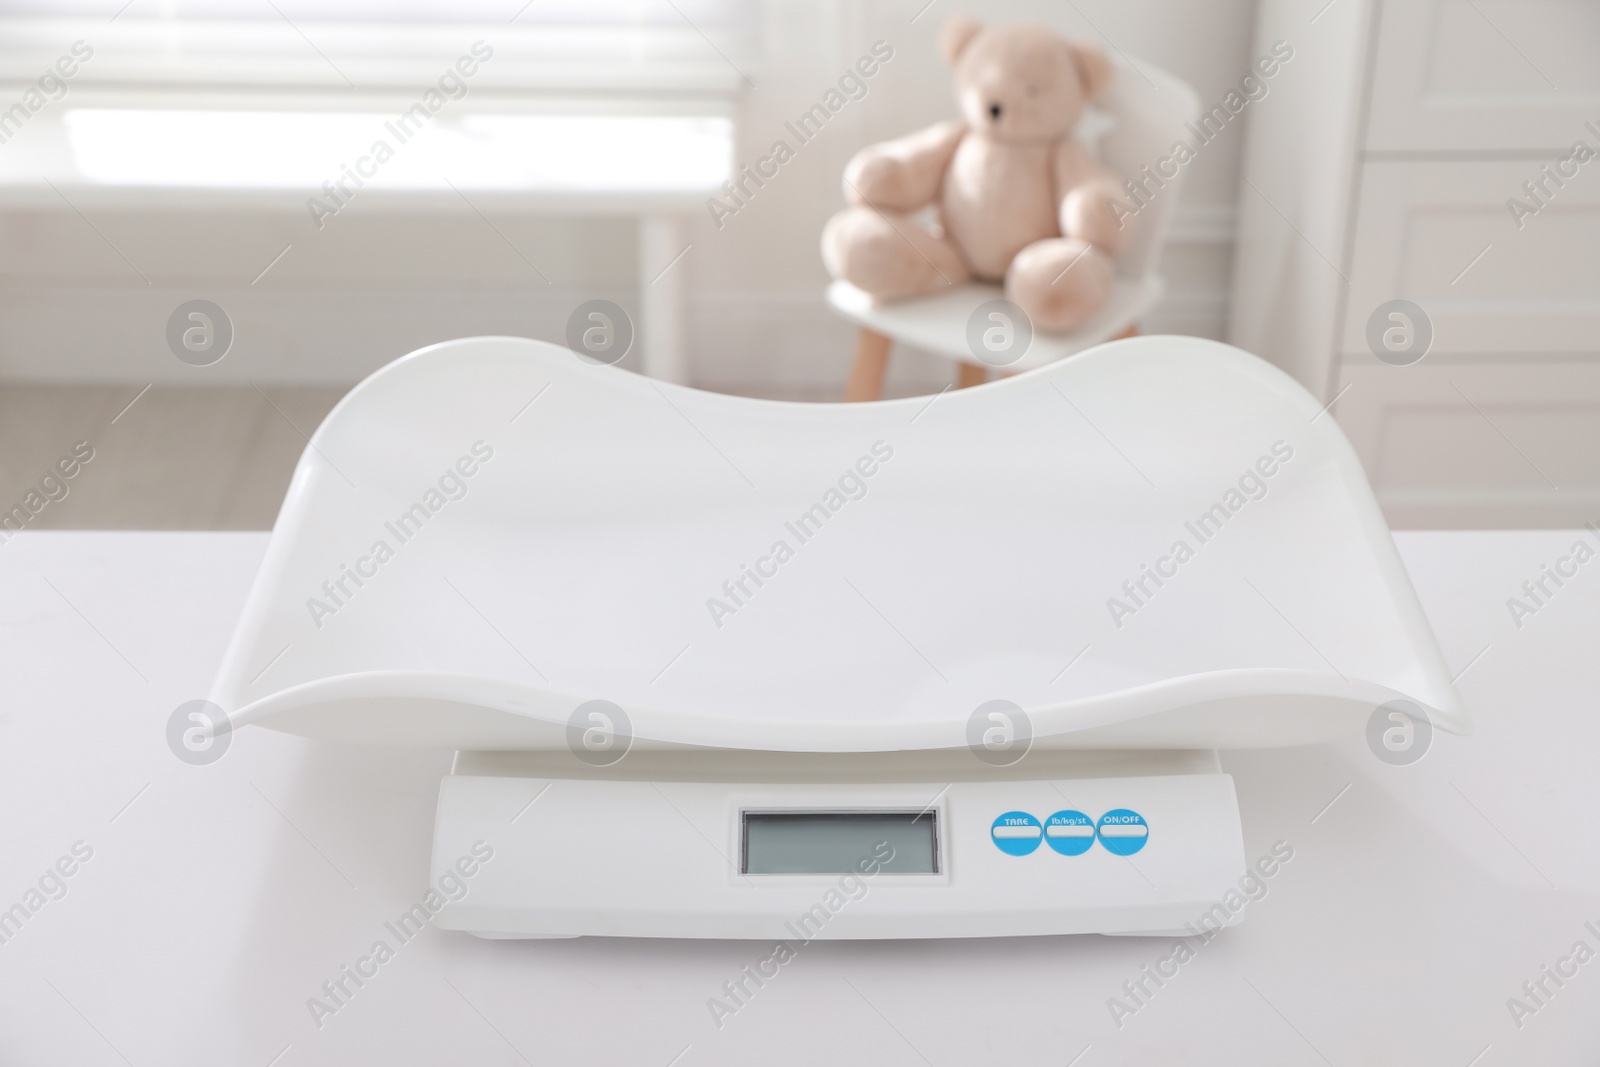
[[955, 362, 988, 389], [844, 328, 892, 402]]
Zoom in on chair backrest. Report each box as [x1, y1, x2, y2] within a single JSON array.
[[1094, 57, 1201, 279]]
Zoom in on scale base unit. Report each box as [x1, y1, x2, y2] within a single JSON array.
[[430, 750, 1248, 940]]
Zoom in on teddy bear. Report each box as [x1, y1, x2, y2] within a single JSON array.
[[821, 16, 1130, 333]]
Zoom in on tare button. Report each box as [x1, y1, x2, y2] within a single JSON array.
[[990, 811, 1042, 855]]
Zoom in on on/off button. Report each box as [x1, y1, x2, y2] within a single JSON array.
[[990, 812, 1042, 855], [1096, 809, 1150, 855]]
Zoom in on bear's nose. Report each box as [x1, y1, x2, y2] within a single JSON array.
[[988, 102, 1003, 121]]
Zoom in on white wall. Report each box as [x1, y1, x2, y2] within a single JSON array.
[[0, 0, 1259, 395]]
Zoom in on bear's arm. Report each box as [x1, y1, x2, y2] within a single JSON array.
[[842, 121, 966, 213], [1053, 139, 1133, 256]]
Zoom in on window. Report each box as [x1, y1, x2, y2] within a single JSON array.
[[0, 0, 750, 193]]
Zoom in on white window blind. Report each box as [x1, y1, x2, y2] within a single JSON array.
[[0, 1, 747, 196], [0, 0, 761, 92]]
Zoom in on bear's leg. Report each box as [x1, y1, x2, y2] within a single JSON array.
[[821, 207, 968, 301], [1063, 178, 1134, 257], [1005, 237, 1114, 333]]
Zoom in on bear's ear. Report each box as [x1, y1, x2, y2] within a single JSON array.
[[1064, 38, 1114, 98], [940, 15, 983, 65]]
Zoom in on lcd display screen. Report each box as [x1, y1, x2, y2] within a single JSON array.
[[741, 811, 939, 874]]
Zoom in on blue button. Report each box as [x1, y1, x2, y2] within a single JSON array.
[[1096, 809, 1149, 855], [1043, 809, 1095, 856], [990, 811, 1042, 855]]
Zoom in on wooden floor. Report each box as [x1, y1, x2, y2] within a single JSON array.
[[0, 385, 348, 530]]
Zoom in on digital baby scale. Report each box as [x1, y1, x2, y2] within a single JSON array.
[[211, 334, 1465, 939]]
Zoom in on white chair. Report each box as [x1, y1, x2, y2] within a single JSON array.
[[829, 57, 1201, 401]]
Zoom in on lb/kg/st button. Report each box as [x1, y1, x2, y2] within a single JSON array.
[[1043, 810, 1095, 856]]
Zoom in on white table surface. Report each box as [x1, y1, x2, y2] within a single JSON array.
[[1, 529, 1597, 1066]]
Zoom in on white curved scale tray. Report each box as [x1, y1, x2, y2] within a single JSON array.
[[211, 335, 1465, 752]]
